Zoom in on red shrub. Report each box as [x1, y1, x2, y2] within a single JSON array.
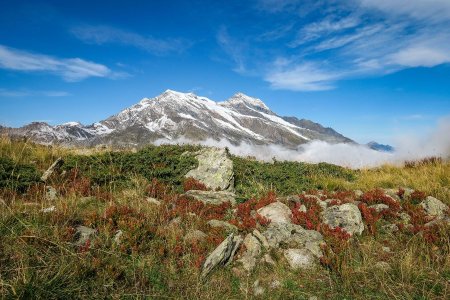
[[231, 191, 277, 231], [360, 188, 401, 219], [183, 177, 208, 192], [409, 190, 426, 204], [358, 203, 381, 235], [146, 178, 170, 199]]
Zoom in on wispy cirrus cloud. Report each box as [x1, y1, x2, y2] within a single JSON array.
[[71, 25, 191, 55], [0, 45, 126, 81], [223, 0, 450, 91], [0, 88, 70, 97], [216, 27, 248, 74]]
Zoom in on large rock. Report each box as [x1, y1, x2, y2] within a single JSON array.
[[257, 201, 292, 224], [283, 248, 316, 270], [262, 223, 324, 258], [184, 190, 236, 206], [201, 233, 242, 278], [420, 196, 448, 217], [186, 147, 234, 191], [322, 203, 364, 235]]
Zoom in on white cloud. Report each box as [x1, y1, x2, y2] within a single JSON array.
[[265, 62, 339, 91], [71, 25, 190, 55], [0, 88, 70, 97], [389, 46, 450, 67], [155, 115, 450, 169], [358, 0, 450, 22], [0, 45, 122, 81]]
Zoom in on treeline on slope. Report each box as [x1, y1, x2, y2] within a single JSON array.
[[0, 141, 356, 199]]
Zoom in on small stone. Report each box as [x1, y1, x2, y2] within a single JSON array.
[[146, 197, 161, 206], [114, 230, 123, 244], [309, 296, 319, 300], [45, 186, 58, 201], [257, 201, 292, 224], [369, 203, 390, 213], [184, 229, 207, 243], [270, 279, 282, 290], [284, 248, 316, 270], [299, 204, 307, 213], [40, 157, 63, 182], [253, 280, 265, 296], [420, 196, 448, 217], [261, 254, 276, 266], [74, 225, 97, 246], [41, 206, 56, 213], [382, 246, 391, 253], [354, 190, 364, 198], [382, 224, 399, 233]]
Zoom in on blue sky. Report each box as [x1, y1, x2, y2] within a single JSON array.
[[0, 0, 449, 144]]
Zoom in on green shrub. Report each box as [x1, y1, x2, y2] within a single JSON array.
[[0, 157, 40, 192]]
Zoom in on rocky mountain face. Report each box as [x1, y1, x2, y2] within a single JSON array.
[[1, 90, 354, 148]]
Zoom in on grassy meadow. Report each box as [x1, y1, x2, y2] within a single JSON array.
[[0, 137, 449, 299]]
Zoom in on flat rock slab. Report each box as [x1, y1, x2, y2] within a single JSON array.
[[201, 233, 242, 278], [322, 203, 364, 235], [185, 190, 236, 206], [185, 147, 234, 191]]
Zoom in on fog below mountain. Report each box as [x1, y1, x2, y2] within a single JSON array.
[[156, 116, 450, 169]]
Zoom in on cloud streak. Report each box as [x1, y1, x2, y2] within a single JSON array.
[[223, 0, 450, 91], [0, 45, 125, 81], [0, 88, 70, 97], [71, 25, 191, 55]]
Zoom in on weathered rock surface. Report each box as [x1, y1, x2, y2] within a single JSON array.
[[322, 203, 364, 235], [201, 233, 242, 278], [257, 201, 292, 224], [238, 233, 262, 271], [207, 219, 238, 232], [420, 196, 448, 217], [184, 190, 236, 206], [283, 248, 316, 270], [262, 223, 324, 257], [186, 148, 234, 191]]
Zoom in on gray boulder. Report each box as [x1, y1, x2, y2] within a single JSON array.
[[369, 203, 390, 213], [201, 233, 242, 278], [257, 201, 292, 224], [45, 186, 58, 201], [184, 190, 236, 206], [322, 203, 364, 235], [420, 196, 448, 217], [185, 147, 234, 191]]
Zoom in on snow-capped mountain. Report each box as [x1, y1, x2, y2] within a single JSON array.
[[1, 90, 354, 148]]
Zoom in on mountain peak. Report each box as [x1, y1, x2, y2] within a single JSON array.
[[221, 92, 271, 113]]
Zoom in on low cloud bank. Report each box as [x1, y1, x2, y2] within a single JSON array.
[[155, 116, 450, 169]]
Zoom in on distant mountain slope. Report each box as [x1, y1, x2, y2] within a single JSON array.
[[366, 141, 395, 152], [1, 90, 355, 148]]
